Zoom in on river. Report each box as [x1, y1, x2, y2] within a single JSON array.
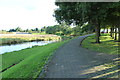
[[0, 41, 55, 54]]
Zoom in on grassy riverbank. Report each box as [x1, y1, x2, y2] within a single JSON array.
[[0, 38, 27, 45], [2, 40, 69, 78], [0, 34, 61, 45], [82, 33, 119, 54]]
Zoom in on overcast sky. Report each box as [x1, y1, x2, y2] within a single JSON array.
[[0, 0, 58, 30]]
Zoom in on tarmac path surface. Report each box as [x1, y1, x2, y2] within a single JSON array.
[[41, 34, 119, 78]]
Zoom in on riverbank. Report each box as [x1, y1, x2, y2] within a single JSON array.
[[1, 39, 69, 78], [0, 41, 54, 54], [0, 34, 61, 45]]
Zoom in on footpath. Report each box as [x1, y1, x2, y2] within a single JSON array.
[[39, 34, 119, 78]]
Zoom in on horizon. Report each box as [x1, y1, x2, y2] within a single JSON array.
[[0, 0, 58, 30]]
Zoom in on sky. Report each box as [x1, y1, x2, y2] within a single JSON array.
[[0, 0, 58, 30]]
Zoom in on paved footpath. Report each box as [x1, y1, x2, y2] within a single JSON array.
[[41, 34, 119, 78]]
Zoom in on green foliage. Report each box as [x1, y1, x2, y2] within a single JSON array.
[[81, 23, 95, 33], [15, 27, 22, 32], [54, 2, 120, 42], [46, 26, 57, 34], [73, 25, 82, 35], [8, 29, 16, 32], [41, 26, 47, 32], [54, 2, 82, 25], [45, 23, 73, 36]]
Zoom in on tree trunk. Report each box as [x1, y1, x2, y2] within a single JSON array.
[[104, 28, 106, 34], [118, 27, 120, 42], [112, 27, 115, 39], [110, 27, 113, 37], [95, 23, 100, 43], [98, 21, 101, 37], [114, 28, 117, 40], [106, 28, 108, 33], [98, 27, 101, 37]]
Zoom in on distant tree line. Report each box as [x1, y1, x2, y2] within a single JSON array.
[[8, 27, 40, 33], [1, 22, 94, 36], [38, 22, 94, 36]]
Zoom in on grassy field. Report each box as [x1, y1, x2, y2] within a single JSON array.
[[1, 40, 69, 78], [0, 34, 61, 45], [82, 33, 119, 54]]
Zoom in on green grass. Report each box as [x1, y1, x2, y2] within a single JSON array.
[[2, 40, 69, 78], [82, 33, 120, 78], [82, 33, 119, 54]]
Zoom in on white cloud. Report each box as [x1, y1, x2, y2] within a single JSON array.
[[0, 0, 58, 30]]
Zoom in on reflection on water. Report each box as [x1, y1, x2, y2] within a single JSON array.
[[0, 41, 54, 54]]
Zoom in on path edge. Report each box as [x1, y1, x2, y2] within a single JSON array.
[[37, 39, 72, 78]]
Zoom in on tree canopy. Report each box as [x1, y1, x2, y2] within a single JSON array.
[[54, 2, 120, 42]]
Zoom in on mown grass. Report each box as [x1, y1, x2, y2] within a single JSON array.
[[82, 33, 119, 78], [82, 33, 119, 54], [1, 40, 69, 78]]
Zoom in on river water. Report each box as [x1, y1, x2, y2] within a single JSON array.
[[0, 41, 54, 54]]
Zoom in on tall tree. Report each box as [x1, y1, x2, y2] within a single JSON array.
[[104, 2, 120, 41], [15, 27, 22, 32], [54, 2, 108, 43], [54, 2, 120, 42]]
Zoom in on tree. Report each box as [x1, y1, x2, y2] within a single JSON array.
[[81, 22, 95, 34], [9, 29, 16, 32], [73, 25, 82, 35], [104, 2, 120, 41], [54, 2, 108, 43], [54, 2, 120, 43], [35, 28, 39, 32], [41, 26, 46, 32], [46, 26, 56, 34], [15, 27, 22, 32]]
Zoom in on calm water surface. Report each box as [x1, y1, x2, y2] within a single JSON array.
[[0, 41, 55, 54]]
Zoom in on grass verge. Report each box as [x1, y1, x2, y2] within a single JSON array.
[[82, 33, 119, 54], [2, 40, 69, 78], [82, 33, 119, 78]]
